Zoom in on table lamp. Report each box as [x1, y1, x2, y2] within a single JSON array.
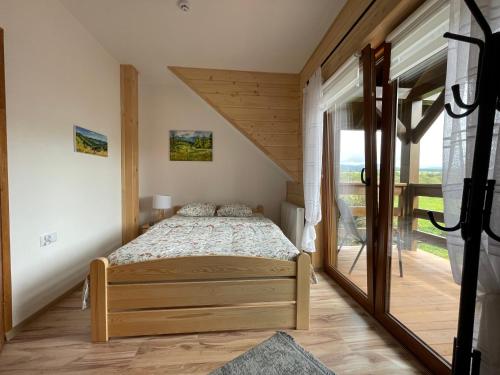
[[152, 194, 172, 223]]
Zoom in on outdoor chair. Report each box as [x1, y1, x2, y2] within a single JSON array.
[[337, 197, 403, 277]]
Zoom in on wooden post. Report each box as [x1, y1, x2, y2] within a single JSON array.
[[397, 185, 405, 242], [407, 185, 419, 251], [322, 112, 338, 270], [120, 65, 139, 245], [0, 28, 12, 335], [400, 100, 421, 251], [296, 252, 310, 329], [90, 258, 109, 342]]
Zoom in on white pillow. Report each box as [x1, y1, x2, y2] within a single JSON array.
[[217, 203, 253, 217], [177, 202, 216, 217]]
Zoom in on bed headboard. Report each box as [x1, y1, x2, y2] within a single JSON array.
[[280, 201, 305, 250]]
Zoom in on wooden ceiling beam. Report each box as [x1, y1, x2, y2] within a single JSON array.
[[405, 60, 447, 101], [410, 90, 445, 144], [376, 106, 407, 142]]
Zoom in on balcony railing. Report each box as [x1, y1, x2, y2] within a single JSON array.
[[411, 183, 446, 249], [337, 182, 446, 251]]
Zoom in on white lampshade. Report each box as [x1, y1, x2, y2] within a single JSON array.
[[152, 194, 172, 210]]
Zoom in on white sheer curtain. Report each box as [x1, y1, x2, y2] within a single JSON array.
[[443, 1, 500, 373], [301, 68, 323, 252]]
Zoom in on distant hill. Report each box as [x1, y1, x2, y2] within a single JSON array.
[[339, 163, 441, 173]]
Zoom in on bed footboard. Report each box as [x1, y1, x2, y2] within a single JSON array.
[[90, 253, 310, 342]]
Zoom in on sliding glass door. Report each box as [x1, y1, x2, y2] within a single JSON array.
[[376, 1, 457, 373], [323, 1, 458, 372], [384, 50, 460, 364], [323, 45, 378, 309]]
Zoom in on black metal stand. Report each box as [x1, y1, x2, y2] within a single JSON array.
[[427, 1, 500, 374]]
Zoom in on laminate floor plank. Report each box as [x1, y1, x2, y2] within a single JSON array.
[[0, 273, 428, 374]]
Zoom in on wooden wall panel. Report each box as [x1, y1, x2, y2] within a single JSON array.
[[286, 181, 305, 207], [169, 67, 301, 181], [120, 65, 139, 244], [0, 28, 12, 334]]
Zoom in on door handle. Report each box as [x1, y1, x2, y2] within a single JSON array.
[[361, 167, 369, 185]]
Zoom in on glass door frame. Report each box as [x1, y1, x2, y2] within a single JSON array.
[[322, 42, 452, 375], [322, 44, 377, 314], [375, 42, 451, 375]]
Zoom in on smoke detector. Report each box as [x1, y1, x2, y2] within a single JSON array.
[[177, 0, 190, 12]]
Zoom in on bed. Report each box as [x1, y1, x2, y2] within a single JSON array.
[[89, 205, 311, 342]]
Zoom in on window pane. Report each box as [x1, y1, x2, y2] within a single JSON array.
[[387, 51, 460, 364], [329, 65, 370, 294]]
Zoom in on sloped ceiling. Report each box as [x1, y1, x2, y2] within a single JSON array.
[[61, 0, 346, 84]]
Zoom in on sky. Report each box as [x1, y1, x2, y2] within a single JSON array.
[[418, 112, 444, 169], [339, 112, 444, 170]]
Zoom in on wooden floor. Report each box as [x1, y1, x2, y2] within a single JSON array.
[[0, 273, 428, 374], [337, 245, 460, 363]]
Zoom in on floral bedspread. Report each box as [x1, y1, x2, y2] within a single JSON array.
[[108, 215, 301, 265], [82, 215, 316, 309]]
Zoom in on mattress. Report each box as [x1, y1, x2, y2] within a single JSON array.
[[108, 214, 301, 266]]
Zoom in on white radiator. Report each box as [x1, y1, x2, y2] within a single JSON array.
[[280, 201, 305, 250]]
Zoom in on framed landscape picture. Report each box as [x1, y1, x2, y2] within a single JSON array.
[[169, 130, 213, 161], [74, 125, 108, 157]]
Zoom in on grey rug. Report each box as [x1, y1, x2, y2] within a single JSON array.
[[209, 331, 335, 375]]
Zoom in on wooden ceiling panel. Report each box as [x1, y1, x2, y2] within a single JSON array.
[[169, 67, 302, 181]]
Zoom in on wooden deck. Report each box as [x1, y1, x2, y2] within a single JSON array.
[[337, 245, 460, 363], [0, 273, 428, 374]]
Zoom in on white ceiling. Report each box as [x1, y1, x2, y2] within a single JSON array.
[[61, 0, 346, 85]]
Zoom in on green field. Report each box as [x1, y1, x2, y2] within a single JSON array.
[[339, 169, 448, 259], [417, 197, 447, 258], [170, 141, 212, 161]]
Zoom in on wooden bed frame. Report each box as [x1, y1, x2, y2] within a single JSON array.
[[90, 205, 310, 342]]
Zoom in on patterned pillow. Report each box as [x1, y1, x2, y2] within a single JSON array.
[[217, 203, 253, 217], [177, 202, 216, 217]]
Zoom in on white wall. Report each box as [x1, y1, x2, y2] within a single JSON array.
[[0, 0, 122, 326], [139, 81, 289, 224]]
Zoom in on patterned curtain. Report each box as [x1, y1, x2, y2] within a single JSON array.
[[301, 68, 323, 252]]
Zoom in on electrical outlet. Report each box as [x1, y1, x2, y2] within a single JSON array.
[[40, 232, 57, 247]]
